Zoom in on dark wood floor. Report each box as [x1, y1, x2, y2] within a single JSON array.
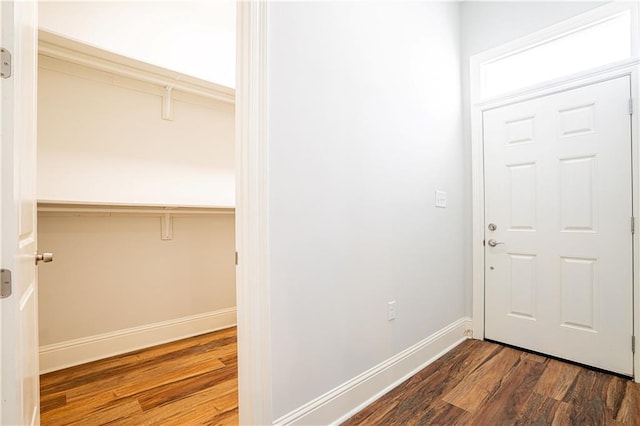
[[344, 338, 640, 425], [40, 327, 238, 425]]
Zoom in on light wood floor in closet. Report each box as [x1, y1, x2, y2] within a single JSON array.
[[40, 327, 238, 425]]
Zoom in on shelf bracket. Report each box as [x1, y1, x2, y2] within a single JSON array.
[[161, 212, 173, 240], [162, 86, 174, 121]]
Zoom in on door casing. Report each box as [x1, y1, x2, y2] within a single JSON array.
[[470, 3, 640, 382]]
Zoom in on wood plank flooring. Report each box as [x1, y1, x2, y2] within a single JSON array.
[[344, 339, 640, 425], [40, 327, 238, 426], [42, 331, 640, 425]]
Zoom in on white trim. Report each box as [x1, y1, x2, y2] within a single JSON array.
[[633, 69, 640, 383], [469, 2, 640, 381], [37, 202, 234, 216], [472, 2, 638, 66], [476, 59, 640, 111], [235, 1, 272, 425], [38, 29, 235, 104], [0, 3, 3, 420], [274, 318, 472, 426], [470, 87, 486, 340], [38, 308, 237, 374]]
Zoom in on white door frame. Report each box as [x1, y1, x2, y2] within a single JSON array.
[[0, 1, 273, 424], [470, 3, 640, 381], [0, 0, 4, 418], [235, 1, 273, 425]]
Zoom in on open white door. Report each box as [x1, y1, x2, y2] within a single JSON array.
[[0, 1, 40, 425]]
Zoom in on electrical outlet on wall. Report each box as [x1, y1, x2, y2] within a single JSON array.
[[435, 190, 447, 208], [388, 301, 396, 321]]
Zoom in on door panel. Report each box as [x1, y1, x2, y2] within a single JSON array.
[[1, 1, 39, 424], [484, 76, 633, 375]]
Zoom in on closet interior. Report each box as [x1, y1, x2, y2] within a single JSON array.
[[36, 31, 236, 373]]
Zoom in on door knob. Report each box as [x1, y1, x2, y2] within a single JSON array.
[[487, 239, 504, 247], [35, 252, 54, 265]]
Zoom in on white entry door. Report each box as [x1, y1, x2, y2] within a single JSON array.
[[0, 1, 40, 424], [484, 76, 633, 376]]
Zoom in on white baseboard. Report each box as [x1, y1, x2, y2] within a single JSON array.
[[274, 317, 473, 426], [39, 307, 237, 374]]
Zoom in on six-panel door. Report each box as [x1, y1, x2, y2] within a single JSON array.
[[484, 76, 633, 375]]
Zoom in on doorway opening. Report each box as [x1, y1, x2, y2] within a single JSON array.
[[34, 1, 239, 422]]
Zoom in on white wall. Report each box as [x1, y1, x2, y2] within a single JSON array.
[[267, 2, 464, 418], [38, 0, 236, 87], [458, 1, 606, 316], [38, 213, 236, 346], [37, 56, 235, 207], [37, 212, 236, 371]]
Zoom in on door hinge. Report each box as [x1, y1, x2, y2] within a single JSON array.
[[630, 98, 634, 115], [483, 239, 486, 247], [235, 251, 238, 265], [633, 336, 636, 353], [632, 217, 635, 234], [0, 269, 12, 299], [0, 48, 11, 79]]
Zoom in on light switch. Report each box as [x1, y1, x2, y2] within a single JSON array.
[[435, 190, 447, 208]]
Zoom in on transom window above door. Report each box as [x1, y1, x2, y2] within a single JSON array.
[[475, 4, 638, 101]]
